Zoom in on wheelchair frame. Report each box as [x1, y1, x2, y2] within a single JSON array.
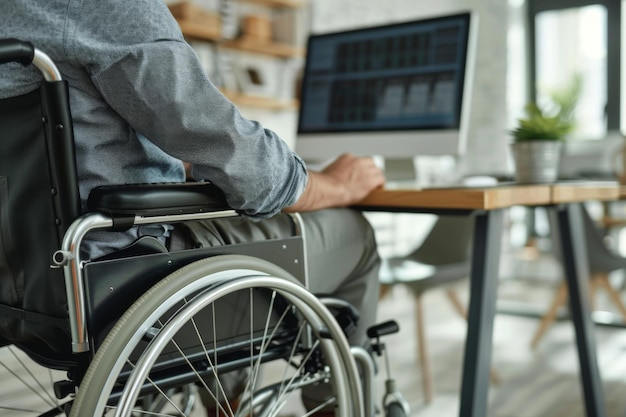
[[0, 38, 407, 417]]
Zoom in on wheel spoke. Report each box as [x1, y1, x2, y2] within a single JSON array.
[[181, 299, 234, 416], [301, 398, 336, 417], [69, 258, 358, 417], [156, 317, 233, 417], [239, 297, 293, 413], [265, 338, 322, 417], [119, 359, 192, 417], [0, 347, 61, 410]]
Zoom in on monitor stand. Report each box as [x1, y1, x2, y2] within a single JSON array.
[[383, 157, 417, 183]]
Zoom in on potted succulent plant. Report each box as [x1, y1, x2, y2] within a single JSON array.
[[510, 75, 581, 183]]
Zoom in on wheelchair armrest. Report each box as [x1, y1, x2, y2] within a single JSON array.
[[0, 38, 34, 65], [87, 182, 232, 216]]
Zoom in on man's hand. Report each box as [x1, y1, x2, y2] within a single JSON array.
[[321, 153, 386, 204], [285, 153, 385, 212]]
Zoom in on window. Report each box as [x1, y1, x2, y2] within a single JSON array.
[[528, 0, 621, 138]]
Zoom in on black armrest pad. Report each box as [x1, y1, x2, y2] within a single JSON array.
[[0, 39, 34, 65], [87, 182, 232, 216]]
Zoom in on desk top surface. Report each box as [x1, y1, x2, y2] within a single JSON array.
[[357, 181, 619, 211], [551, 181, 620, 203]]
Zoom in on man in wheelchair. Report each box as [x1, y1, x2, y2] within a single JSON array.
[[0, 1, 404, 416]]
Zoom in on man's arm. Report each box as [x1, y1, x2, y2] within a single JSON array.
[[284, 153, 385, 212]]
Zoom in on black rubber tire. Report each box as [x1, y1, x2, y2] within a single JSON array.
[[385, 401, 408, 417]]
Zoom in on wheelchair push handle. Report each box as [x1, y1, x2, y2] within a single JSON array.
[[0, 39, 61, 81], [0, 38, 35, 65]]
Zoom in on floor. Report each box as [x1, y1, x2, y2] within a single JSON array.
[[3, 210, 626, 416], [368, 209, 626, 417], [374, 237, 626, 417]]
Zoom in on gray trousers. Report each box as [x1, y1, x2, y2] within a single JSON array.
[[175, 208, 381, 347], [172, 208, 381, 410]]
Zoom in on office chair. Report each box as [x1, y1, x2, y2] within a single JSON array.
[[379, 215, 480, 403], [0, 38, 409, 417], [530, 204, 626, 348]]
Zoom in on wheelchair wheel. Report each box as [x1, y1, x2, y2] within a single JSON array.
[[70, 255, 363, 417]]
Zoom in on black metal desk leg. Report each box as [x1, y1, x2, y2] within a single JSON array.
[[459, 209, 503, 417], [554, 203, 607, 417]]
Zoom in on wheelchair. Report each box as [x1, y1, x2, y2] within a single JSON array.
[[0, 39, 409, 417]]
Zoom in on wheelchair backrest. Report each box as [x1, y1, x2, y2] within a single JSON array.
[[0, 39, 81, 363]]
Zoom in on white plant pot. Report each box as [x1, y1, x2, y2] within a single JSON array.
[[510, 141, 562, 184]]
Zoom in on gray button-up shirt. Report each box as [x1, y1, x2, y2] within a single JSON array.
[[0, 0, 308, 257]]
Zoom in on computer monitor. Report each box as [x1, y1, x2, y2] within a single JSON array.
[[295, 12, 477, 167]]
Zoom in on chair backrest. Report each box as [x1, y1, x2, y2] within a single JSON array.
[[548, 205, 626, 275], [0, 39, 81, 363], [580, 205, 626, 273], [407, 215, 474, 266]]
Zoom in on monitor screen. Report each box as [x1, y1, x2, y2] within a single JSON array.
[[295, 12, 477, 162]]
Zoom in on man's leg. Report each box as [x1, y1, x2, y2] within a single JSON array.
[[181, 208, 380, 344], [296, 209, 381, 346], [178, 208, 381, 414], [294, 209, 381, 413]]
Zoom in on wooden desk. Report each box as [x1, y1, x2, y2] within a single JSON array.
[[599, 185, 626, 229], [359, 183, 551, 210], [551, 181, 620, 203], [356, 181, 619, 417]]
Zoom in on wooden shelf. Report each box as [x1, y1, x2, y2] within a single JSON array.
[[174, 21, 304, 57], [221, 37, 304, 58], [221, 90, 299, 110], [176, 20, 221, 42], [170, 1, 305, 110], [239, 0, 307, 8], [169, 2, 221, 41], [170, 1, 307, 49]]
